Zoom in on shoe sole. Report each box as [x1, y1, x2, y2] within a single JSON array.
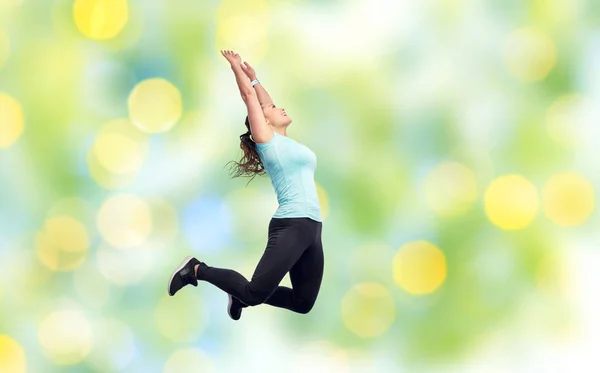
[[168, 255, 195, 296], [227, 294, 236, 320]]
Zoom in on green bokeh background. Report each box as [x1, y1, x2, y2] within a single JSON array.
[[1, 0, 598, 372]]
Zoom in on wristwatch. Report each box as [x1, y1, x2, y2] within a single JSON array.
[[251, 79, 260, 87]]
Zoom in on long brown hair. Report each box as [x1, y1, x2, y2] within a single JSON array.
[[226, 116, 266, 185]]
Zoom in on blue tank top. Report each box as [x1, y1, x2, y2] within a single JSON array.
[[255, 132, 322, 222]]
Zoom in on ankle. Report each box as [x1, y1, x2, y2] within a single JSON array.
[[194, 264, 199, 279]]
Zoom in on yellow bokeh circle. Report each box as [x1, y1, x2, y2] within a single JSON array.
[[128, 78, 182, 133], [215, 0, 270, 62], [93, 132, 145, 174], [38, 310, 93, 365], [87, 118, 146, 189], [36, 215, 90, 271], [86, 148, 138, 189], [340, 282, 396, 339], [0, 93, 24, 148], [504, 28, 556, 82], [393, 241, 447, 295], [73, 0, 129, 40], [542, 172, 595, 227], [484, 175, 539, 230], [97, 194, 152, 248], [423, 161, 478, 217], [0, 335, 26, 373]]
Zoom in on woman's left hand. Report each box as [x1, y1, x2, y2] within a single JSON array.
[[221, 50, 242, 66], [240, 61, 257, 81]]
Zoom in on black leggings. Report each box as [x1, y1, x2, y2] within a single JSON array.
[[196, 217, 324, 314]]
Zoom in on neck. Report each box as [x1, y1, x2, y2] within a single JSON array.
[[273, 128, 287, 137]]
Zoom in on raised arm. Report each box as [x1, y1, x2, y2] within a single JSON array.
[[240, 62, 273, 107], [221, 50, 274, 144]]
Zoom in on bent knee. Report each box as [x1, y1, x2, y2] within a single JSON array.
[[295, 299, 316, 314], [244, 288, 272, 306]]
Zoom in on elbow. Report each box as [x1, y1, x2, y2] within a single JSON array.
[[241, 90, 255, 101]]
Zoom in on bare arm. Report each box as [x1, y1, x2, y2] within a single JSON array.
[[243, 91, 273, 144], [240, 61, 273, 106], [231, 64, 253, 98], [221, 50, 273, 143], [253, 82, 274, 107]]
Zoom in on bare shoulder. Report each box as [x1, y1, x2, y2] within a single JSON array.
[[252, 127, 274, 144]]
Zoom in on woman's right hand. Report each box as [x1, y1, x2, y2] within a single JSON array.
[[221, 50, 242, 67], [240, 61, 257, 81]]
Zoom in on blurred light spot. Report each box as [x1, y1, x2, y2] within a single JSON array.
[[155, 294, 207, 343], [36, 215, 90, 271], [0, 335, 26, 373], [93, 133, 145, 174], [0, 28, 9, 68], [145, 198, 179, 250], [0, 93, 24, 148], [316, 182, 330, 220], [87, 318, 135, 371], [484, 175, 539, 230], [340, 282, 395, 339], [294, 341, 349, 373], [87, 118, 147, 189], [164, 348, 214, 373], [542, 172, 595, 226], [504, 28, 556, 82], [45, 215, 90, 252], [97, 243, 152, 285], [90, 118, 149, 177], [73, 0, 129, 40], [38, 310, 93, 365], [215, 0, 270, 62], [97, 194, 152, 249], [47, 197, 96, 231], [546, 94, 598, 148], [128, 78, 182, 133], [393, 241, 447, 295], [86, 147, 138, 189], [73, 260, 111, 308], [423, 161, 478, 217]]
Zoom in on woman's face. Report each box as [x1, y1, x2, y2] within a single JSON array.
[[262, 103, 292, 128]]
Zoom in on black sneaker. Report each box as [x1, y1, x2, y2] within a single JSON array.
[[168, 256, 201, 296], [227, 294, 247, 321]]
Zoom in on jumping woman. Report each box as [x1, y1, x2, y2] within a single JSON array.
[[167, 50, 324, 321]]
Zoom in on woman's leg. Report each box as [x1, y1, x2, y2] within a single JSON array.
[[263, 221, 324, 314], [195, 218, 312, 307]]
